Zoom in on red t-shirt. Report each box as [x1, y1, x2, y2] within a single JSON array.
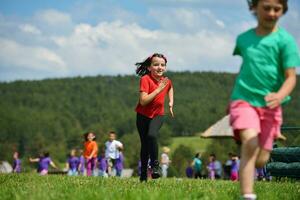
[[84, 141, 98, 158], [135, 74, 172, 118]]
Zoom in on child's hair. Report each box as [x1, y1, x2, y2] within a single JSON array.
[[135, 53, 167, 77], [109, 131, 116, 135], [247, 0, 288, 14], [44, 152, 50, 157], [84, 132, 96, 141], [210, 153, 216, 161]]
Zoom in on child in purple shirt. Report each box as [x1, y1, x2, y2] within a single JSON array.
[[78, 149, 86, 175], [115, 152, 124, 177], [97, 153, 108, 177], [13, 152, 21, 173], [207, 154, 216, 180], [30, 152, 58, 175], [230, 154, 239, 181], [66, 149, 79, 176]]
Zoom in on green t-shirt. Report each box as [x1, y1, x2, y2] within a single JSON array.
[[231, 28, 300, 107]]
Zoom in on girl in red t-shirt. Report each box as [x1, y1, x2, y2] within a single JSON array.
[[135, 53, 174, 182], [83, 132, 98, 176]]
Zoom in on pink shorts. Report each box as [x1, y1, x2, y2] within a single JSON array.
[[230, 171, 239, 181], [229, 100, 282, 151]]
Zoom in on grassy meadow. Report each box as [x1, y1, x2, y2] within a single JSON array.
[[1, 174, 299, 200]]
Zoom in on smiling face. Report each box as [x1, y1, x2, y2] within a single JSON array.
[[147, 56, 167, 79], [254, 0, 284, 32], [87, 133, 95, 141], [109, 133, 116, 142]]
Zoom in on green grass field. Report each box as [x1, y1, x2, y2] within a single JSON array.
[[1, 174, 299, 200]]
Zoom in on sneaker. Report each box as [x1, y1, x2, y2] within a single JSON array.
[[240, 194, 257, 200], [151, 161, 161, 179], [139, 176, 147, 182]]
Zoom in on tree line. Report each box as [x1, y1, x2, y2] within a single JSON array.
[[1, 71, 299, 174]]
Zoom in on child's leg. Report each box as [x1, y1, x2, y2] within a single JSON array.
[[86, 159, 92, 176], [239, 128, 260, 195], [148, 115, 164, 166], [256, 149, 270, 168], [136, 113, 150, 181], [148, 115, 164, 178]]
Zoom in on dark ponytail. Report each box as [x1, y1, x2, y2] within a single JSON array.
[[135, 53, 167, 77]]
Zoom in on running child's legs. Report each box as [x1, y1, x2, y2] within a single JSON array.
[[136, 114, 164, 180], [230, 100, 282, 196], [86, 158, 96, 176]]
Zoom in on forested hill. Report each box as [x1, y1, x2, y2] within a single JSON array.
[[1, 72, 300, 161]]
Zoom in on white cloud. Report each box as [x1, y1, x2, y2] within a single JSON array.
[[148, 8, 226, 33], [48, 20, 237, 77], [0, 38, 67, 72], [19, 24, 41, 35], [0, 1, 299, 81], [35, 9, 72, 26]]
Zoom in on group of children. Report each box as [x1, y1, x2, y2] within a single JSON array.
[[67, 131, 124, 177], [17, 131, 124, 177], [186, 152, 238, 181], [186, 152, 271, 183]]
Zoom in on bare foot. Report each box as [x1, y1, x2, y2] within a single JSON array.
[[276, 133, 286, 141]]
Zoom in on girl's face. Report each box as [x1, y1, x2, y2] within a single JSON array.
[[70, 150, 76, 156], [87, 133, 95, 141], [255, 0, 284, 31], [147, 56, 166, 79], [13, 152, 18, 159]]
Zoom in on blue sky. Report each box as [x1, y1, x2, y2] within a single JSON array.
[[0, 0, 299, 82]]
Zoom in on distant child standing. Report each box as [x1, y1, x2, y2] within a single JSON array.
[[135, 53, 174, 182], [207, 155, 215, 180], [84, 132, 98, 176], [97, 149, 108, 177], [66, 149, 79, 176], [115, 151, 124, 177], [160, 147, 171, 178], [12, 152, 21, 173], [192, 152, 202, 179], [230, 154, 240, 181], [229, 0, 300, 199], [78, 149, 86, 175]]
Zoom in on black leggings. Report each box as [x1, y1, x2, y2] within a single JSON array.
[[136, 113, 164, 178]]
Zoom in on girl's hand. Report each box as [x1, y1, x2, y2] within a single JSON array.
[[169, 102, 174, 118], [157, 77, 169, 92], [265, 93, 283, 109]]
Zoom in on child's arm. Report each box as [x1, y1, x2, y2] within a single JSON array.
[[117, 143, 124, 151], [168, 86, 174, 117], [29, 158, 39, 162], [88, 144, 98, 159], [65, 162, 69, 170], [50, 161, 58, 169], [139, 77, 169, 106], [265, 68, 296, 109]]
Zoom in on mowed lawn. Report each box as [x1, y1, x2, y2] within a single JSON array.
[[1, 174, 299, 200]]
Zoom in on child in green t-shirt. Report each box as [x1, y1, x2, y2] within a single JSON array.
[[229, 0, 300, 199]]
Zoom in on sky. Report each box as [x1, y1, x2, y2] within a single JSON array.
[[0, 0, 299, 82]]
